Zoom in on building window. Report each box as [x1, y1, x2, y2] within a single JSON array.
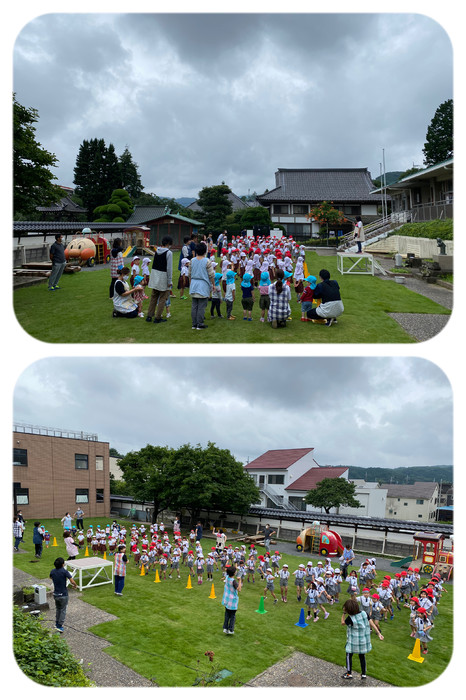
[[418, 514, 423, 518], [273, 204, 289, 215], [15, 488, 29, 505], [268, 475, 285, 485], [404, 502, 408, 506], [293, 204, 308, 215], [288, 496, 306, 510], [96, 488, 104, 503], [76, 489, 89, 503], [13, 448, 28, 466], [75, 454, 89, 470], [416, 499, 424, 504], [96, 456, 104, 471]]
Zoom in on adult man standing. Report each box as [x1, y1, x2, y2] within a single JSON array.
[[260, 524, 276, 550], [48, 234, 67, 291], [146, 236, 173, 324], [74, 507, 84, 531], [341, 542, 355, 580], [195, 521, 203, 542], [50, 557, 78, 633]]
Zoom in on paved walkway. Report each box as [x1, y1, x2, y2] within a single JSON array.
[[14, 566, 154, 687]]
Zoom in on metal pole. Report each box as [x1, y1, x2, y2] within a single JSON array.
[[382, 148, 387, 222]]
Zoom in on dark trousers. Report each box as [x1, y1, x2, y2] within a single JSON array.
[[76, 518, 84, 530], [34, 543, 43, 557], [346, 652, 366, 675], [210, 298, 222, 316], [114, 575, 125, 594], [54, 594, 69, 628], [191, 297, 208, 327], [223, 607, 237, 632]]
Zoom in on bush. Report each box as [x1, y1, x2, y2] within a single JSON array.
[[392, 219, 453, 240], [13, 606, 93, 686]]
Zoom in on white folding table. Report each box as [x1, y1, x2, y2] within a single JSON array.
[[65, 556, 113, 591]]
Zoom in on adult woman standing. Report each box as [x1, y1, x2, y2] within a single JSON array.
[[222, 565, 242, 634], [112, 267, 140, 318], [33, 521, 45, 558], [109, 238, 124, 297], [114, 544, 128, 596], [267, 269, 291, 328], [61, 512, 73, 530], [353, 216, 365, 253], [306, 269, 344, 327], [189, 242, 215, 330], [341, 598, 372, 680]]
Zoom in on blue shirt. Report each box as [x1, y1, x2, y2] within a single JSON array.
[[50, 567, 72, 596]]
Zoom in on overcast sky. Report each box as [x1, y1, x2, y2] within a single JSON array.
[[12, 11, 453, 198], [12, 356, 452, 469]]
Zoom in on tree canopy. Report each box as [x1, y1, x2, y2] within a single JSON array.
[[13, 94, 63, 218], [195, 184, 233, 232], [422, 99, 453, 167], [117, 442, 260, 525], [73, 138, 122, 218], [93, 188, 134, 222], [304, 477, 362, 514], [118, 147, 143, 199]]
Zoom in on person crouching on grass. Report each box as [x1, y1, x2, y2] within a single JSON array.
[[222, 565, 242, 635]]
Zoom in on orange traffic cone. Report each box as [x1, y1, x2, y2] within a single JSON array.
[[154, 569, 161, 583], [84, 546, 89, 557], [208, 583, 216, 599], [140, 564, 146, 576], [103, 551, 107, 560], [52, 537, 58, 547], [408, 638, 424, 663], [186, 575, 193, 589]]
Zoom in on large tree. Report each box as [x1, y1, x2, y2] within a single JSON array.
[[13, 94, 63, 218], [195, 183, 233, 232], [164, 442, 260, 525], [305, 477, 362, 514], [117, 445, 174, 522], [118, 147, 143, 199], [73, 138, 121, 218], [94, 188, 134, 222], [422, 99, 453, 167]]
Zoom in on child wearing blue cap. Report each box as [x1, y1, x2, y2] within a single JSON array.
[[241, 272, 255, 321], [132, 275, 147, 318], [298, 275, 317, 322], [210, 272, 224, 319], [258, 270, 271, 323], [225, 269, 237, 320]]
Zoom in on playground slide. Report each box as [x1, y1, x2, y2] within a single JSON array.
[[329, 530, 344, 555], [123, 245, 137, 258]]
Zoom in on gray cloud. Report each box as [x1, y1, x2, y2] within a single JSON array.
[[13, 12, 453, 196], [13, 356, 452, 468]]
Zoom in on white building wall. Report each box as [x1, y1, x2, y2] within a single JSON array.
[[385, 490, 438, 522]]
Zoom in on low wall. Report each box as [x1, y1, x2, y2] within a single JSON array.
[[366, 235, 453, 257]]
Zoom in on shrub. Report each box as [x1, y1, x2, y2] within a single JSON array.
[[13, 606, 93, 686], [392, 219, 453, 240]]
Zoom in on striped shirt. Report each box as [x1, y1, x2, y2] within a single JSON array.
[[222, 575, 239, 610]]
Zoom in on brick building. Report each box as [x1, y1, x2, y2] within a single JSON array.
[[13, 424, 110, 519]]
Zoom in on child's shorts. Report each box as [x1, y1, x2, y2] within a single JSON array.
[[241, 297, 254, 311], [301, 301, 313, 313], [259, 295, 270, 310], [266, 582, 275, 592]]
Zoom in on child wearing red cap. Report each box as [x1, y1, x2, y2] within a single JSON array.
[[409, 597, 420, 636], [159, 552, 168, 579], [271, 551, 281, 577], [413, 607, 433, 654], [206, 550, 216, 582], [246, 555, 256, 583]]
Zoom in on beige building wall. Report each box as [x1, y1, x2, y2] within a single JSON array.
[[13, 431, 110, 519]]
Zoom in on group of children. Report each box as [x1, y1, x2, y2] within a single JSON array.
[[120, 234, 324, 324], [61, 520, 446, 655]]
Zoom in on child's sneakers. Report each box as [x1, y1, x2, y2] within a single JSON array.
[[138, 312, 144, 318]]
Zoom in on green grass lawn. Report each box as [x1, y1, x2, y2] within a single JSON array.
[[13, 252, 450, 344], [14, 519, 453, 687]]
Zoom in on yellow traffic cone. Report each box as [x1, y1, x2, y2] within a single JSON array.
[[140, 564, 145, 576], [103, 551, 107, 560], [208, 583, 216, 599], [52, 537, 58, 547], [408, 638, 424, 663], [303, 261, 309, 277], [186, 575, 193, 589], [154, 569, 161, 583], [84, 546, 89, 557]]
